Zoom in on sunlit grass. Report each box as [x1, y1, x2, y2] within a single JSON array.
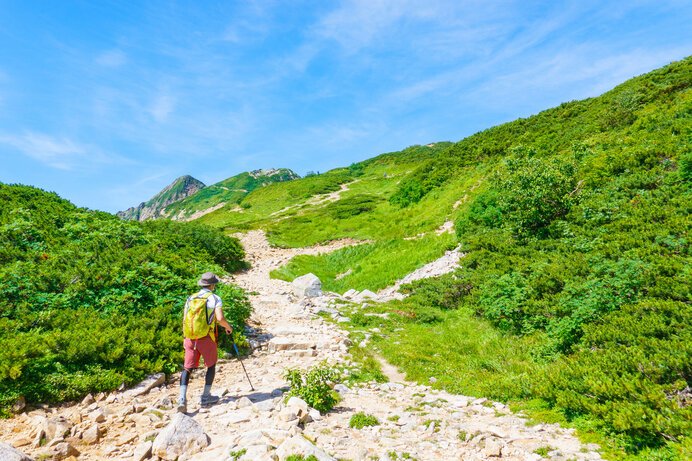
[[270, 233, 456, 292]]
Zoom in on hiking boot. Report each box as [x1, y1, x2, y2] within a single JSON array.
[[200, 394, 219, 406], [176, 398, 187, 413]]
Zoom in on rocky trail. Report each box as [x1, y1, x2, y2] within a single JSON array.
[[0, 231, 601, 461]]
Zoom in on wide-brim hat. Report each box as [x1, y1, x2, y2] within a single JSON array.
[[197, 272, 221, 287]]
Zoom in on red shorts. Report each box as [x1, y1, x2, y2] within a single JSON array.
[[183, 335, 218, 369]]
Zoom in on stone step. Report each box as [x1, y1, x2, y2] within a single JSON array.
[[267, 337, 316, 353]]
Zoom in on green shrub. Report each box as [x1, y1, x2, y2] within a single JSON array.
[[326, 195, 380, 219], [283, 362, 340, 413], [0, 184, 251, 412], [678, 151, 692, 182], [349, 412, 379, 429], [537, 300, 692, 448], [491, 147, 581, 237]]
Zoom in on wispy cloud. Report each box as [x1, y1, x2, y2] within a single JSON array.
[[0, 132, 90, 170], [0, 132, 123, 171], [314, 0, 439, 52], [96, 49, 127, 68], [149, 90, 177, 123]]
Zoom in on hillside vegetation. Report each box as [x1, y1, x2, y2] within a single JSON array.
[[200, 57, 690, 459], [0, 184, 251, 413]]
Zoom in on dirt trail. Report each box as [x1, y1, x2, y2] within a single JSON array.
[[0, 231, 601, 461]]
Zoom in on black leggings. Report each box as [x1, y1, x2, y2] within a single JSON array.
[[181, 364, 216, 386]]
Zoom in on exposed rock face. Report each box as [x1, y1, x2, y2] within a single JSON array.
[[248, 168, 300, 182], [151, 413, 210, 460], [117, 175, 205, 221]]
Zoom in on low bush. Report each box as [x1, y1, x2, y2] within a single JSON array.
[[0, 184, 251, 413], [283, 361, 340, 413], [349, 412, 379, 429]]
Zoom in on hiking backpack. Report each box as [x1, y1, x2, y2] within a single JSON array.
[[183, 292, 217, 342]]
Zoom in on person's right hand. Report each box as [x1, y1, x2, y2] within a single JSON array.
[[225, 327, 232, 335]]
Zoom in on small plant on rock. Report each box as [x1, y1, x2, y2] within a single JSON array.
[[533, 446, 555, 457], [349, 412, 380, 429], [283, 361, 340, 413], [229, 448, 247, 461], [285, 455, 318, 461]]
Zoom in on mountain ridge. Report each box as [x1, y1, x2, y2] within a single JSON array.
[[118, 168, 300, 222], [117, 174, 205, 221]]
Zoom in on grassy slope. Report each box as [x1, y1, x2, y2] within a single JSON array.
[[196, 143, 459, 244], [198, 57, 691, 459]]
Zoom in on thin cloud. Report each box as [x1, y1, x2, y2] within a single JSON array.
[[96, 49, 127, 68], [149, 91, 177, 123], [0, 132, 91, 170], [0, 132, 126, 171]]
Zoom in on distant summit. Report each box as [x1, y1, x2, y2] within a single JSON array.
[[117, 175, 205, 221], [118, 168, 300, 222]]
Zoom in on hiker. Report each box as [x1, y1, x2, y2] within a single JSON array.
[[177, 272, 233, 413]]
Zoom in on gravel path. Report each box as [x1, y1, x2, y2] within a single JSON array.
[[0, 231, 601, 461]]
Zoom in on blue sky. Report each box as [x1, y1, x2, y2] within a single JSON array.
[[0, 1, 690, 213]]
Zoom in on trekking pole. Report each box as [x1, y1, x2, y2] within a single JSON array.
[[233, 342, 255, 391]]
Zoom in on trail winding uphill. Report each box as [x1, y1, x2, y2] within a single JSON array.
[[0, 232, 601, 461]]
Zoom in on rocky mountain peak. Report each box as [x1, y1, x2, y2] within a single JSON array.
[[117, 175, 205, 221]]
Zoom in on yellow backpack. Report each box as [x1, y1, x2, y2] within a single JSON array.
[[183, 292, 217, 342]]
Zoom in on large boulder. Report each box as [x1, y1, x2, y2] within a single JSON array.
[[292, 273, 324, 298], [152, 413, 210, 460], [275, 435, 335, 461], [0, 442, 33, 461]]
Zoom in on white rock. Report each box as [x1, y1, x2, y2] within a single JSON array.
[[484, 439, 503, 457], [343, 289, 359, 299], [221, 410, 252, 425], [152, 413, 210, 461], [275, 435, 336, 461], [236, 397, 253, 408], [286, 396, 309, 422], [89, 407, 107, 423], [255, 400, 276, 412], [334, 384, 351, 395], [268, 337, 316, 352], [42, 416, 72, 441], [278, 408, 298, 422], [0, 442, 33, 461], [134, 440, 153, 461], [40, 442, 80, 460], [356, 289, 379, 301], [269, 326, 312, 336], [292, 273, 324, 297], [126, 373, 166, 398], [239, 444, 274, 461], [82, 424, 101, 444]]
